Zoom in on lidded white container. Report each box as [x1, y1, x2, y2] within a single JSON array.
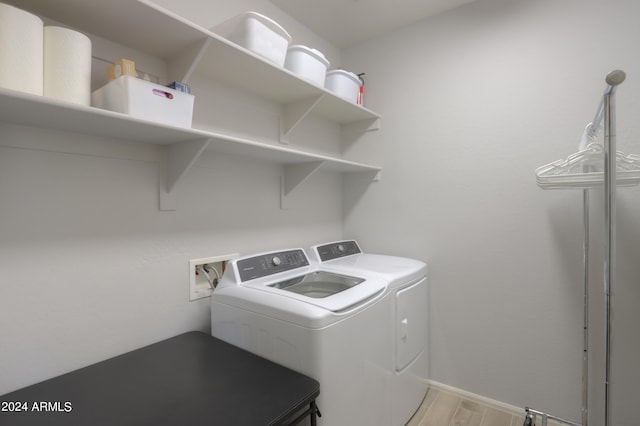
[[284, 45, 330, 87], [324, 69, 361, 103], [221, 11, 291, 67]]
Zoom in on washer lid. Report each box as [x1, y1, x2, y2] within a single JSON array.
[[217, 248, 386, 313], [245, 271, 385, 312], [270, 270, 364, 298]]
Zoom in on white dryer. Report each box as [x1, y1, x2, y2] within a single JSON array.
[[309, 240, 429, 426], [210, 248, 395, 426]]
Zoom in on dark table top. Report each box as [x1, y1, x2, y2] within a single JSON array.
[[0, 331, 319, 426]]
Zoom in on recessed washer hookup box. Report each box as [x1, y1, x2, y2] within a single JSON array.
[[91, 76, 194, 128]]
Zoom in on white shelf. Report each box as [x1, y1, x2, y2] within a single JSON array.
[[0, 88, 380, 209], [3, 0, 382, 210], [12, 0, 381, 133], [142, 0, 381, 134]]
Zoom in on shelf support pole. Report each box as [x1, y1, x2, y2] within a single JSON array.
[[280, 161, 325, 209], [603, 78, 618, 426], [159, 138, 211, 211], [279, 95, 325, 144]]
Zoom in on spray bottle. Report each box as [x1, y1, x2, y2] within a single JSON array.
[[357, 73, 365, 106]]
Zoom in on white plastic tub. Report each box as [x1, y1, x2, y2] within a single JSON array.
[[284, 45, 329, 86], [91, 76, 194, 128], [324, 70, 361, 103], [221, 11, 291, 67]]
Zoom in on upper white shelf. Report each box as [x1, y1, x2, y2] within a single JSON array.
[[4, 0, 381, 210], [11, 0, 380, 126]]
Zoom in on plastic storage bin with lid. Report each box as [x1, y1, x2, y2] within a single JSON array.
[[324, 69, 361, 103], [284, 45, 330, 87], [214, 11, 291, 67]]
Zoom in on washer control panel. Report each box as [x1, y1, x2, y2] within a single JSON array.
[[315, 240, 361, 262], [237, 249, 310, 282]]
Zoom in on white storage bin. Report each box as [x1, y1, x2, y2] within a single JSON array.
[[324, 70, 361, 103], [284, 45, 329, 86], [91, 76, 194, 128], [221, 11, 291, 67]]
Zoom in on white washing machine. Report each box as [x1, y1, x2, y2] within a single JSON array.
[[309, 240, 429, 426], [210, 248, 395, 426]]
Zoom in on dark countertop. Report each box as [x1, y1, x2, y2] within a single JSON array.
[[0, 331, 319, 426]]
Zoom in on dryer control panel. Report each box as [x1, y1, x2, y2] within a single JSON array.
[[315, 240, 361, 262], [237, 249, 309, 282]]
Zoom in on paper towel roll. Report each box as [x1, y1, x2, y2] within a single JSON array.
[[0, 3, 43, 95], [44, 26, 92, 105]]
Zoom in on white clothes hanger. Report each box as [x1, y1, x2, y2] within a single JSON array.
[[535, 123, 640, 189]]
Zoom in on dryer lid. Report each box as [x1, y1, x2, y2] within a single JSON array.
[[309, 241, 427, 287]]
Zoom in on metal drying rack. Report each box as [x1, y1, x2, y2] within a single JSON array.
[[528, 70, 631, 426]]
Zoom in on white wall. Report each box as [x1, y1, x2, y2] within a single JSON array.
[[0, 0, 345, 395], [0, 133, 344, 397], [343, 0, 640, 423], [3, 0, 639, 424]]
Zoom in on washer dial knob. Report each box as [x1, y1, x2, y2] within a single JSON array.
[[272, 256, 282, 266]]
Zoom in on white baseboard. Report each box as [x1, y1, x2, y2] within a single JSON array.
[[427, 380, 525, 417]]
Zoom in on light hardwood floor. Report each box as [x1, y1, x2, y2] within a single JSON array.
[[406, 388, 526, 426]]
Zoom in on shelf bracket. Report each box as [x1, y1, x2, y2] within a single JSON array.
[[341, 117, 381, 154], [159, 138, 211, 211], [167, 38, 212, 84], [348, 169, 382, 182], [342, 117, 380, 137], [368, 169, 382, 182], [279, 94, 325, 144], [280, 161, 326, 209]]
